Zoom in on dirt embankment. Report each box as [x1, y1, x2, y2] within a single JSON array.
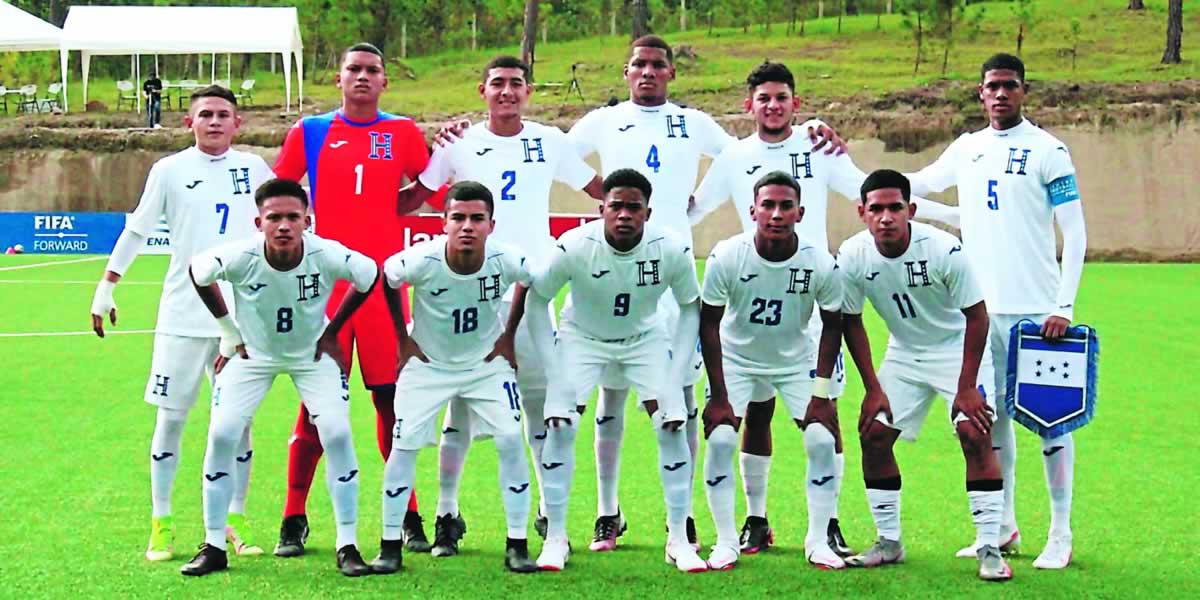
[[1, 80, 1197, 153]]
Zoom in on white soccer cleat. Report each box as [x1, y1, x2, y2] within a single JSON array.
[[706, 544, 739, 571], [805, 541, 847, 570], [977, 545, 1013, 581], [537, 538, 571, 571], [845, 538, 905, 568], [956, 529, 1020, 558], [665, 541, 709, 573], [1033, 535, 1072, 569]]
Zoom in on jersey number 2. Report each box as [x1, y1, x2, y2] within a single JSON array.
[[501, 171, 517, 201]]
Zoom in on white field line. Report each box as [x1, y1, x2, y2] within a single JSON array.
[[0, 280, 161, 285], [0, 329, 155, 338], [0, 256, 107, 272]]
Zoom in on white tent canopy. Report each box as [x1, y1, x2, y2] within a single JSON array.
[[59, 5, 303, 112], [0, 0, 63, 51]]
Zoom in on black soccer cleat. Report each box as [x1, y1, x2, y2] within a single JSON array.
[[589, 512, 627, 552], [739, 516, 774, 555], [180, 543, 228, 576], [828, 518, 854, 558], [534, 510, 549, 540], [686, 516, 700, 550], [403, 511, 432, 553], [431, 513, 467, 557], [504, 538, 539, 573], [337, 544, 372, 577], [370, 538, 404, 574], [274, 514, 309, 558]]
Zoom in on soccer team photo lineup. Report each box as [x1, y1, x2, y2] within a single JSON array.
[[20, 17, 1196, 590]]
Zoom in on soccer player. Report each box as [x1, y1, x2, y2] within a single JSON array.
[[699, 171, 844, 571], [906, 53, 1087, 569], [838, 169, 1010, 581], [181, 179, 376, 577], [273, 42, 432, 555], [529, 169, 707, 573], [396, 55, 602, 554], [372, 181, 542, 574], [89, 85, 273, 561], [688, 61, 959, 556]]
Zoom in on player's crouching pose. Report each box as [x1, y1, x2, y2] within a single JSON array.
[[528, 169, 706, 573], [839, 170, 1010, 581], [371, 182, 541, 574], [698, 171, 845, 571], [181, 179, 376, 577]]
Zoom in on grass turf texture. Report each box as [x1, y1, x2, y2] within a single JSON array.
[[0, 254, 1197, 597]]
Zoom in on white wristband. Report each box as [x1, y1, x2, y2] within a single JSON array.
[[813, 376, 832, 399], [215, 314, 240, 339], [91, 279, 116, 316]]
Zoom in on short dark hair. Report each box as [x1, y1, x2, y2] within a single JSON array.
[[752, 171, 802, 202], [190, 85, 237, 107], [981, 53, 1025, 81], [631, 34, 673, 64], [341, 42, 385, 66], [746, 61, 795, 92], [444, 181, 495, 218], [482, 55, 531, 82], [255, 178, 309, 208], [859, 169, 911, 204], [603, 168, 652, 202]]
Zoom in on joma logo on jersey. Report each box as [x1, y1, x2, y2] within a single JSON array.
[[1006, 148, 1031, 175], [477, 274, 502, 301], [787, 268, 813, 294], [790, 152, 814, 179], [34, 215, 74, 229], [905, 261, 932, 287], [369, 132, 393, 160], [636, 260, 661, 286], [521, 138, 546, 163], [228, 168, 252, 195], [296, 273, 321, 301], [665, 114, 689, 138]]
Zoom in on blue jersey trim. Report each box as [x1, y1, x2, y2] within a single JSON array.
[[1047, 174, 1080, 207], [300, 111, 339, 210], [336, 110, 406, 128]]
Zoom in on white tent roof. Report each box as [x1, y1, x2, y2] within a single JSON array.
[[61, 6, 302, 55], [0, 0, 63, 52]]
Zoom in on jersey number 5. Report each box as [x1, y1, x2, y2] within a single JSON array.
[[987, 179, 1000, 211]]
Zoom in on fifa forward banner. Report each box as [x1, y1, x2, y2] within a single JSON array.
[[1005, 320, 1100, 439]]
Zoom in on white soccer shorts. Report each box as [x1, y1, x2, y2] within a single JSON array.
[[557, 325, 683, 421], [805, 310, 848, 399], [210, 354, 350, 421], [875, 352, 996, 442], [395, 358, 522, 450], [724, 366, 819, 421], [508, 298, 555, 392], [143, 333, 219, 410]]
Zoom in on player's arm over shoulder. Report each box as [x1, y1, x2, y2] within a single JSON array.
[[322, 238, 378, 292], [383, 242, 432, 289], [274, 118, 309, 180]]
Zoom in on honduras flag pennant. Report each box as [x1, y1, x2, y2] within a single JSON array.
[[1005, 320, 1099, 439]]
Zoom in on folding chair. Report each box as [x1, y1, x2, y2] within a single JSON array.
[[39, 83, 63, 112], [116, 80, 137, 111], [235, 79, 256, 107], [17, 84, 39, 114]]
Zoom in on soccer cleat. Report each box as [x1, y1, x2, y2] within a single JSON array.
[[806, 541, 847, 570], [431, 513, 467, 558], [226, 513, 264, 556], [827, 518, 854, 558], [534, 510, 549, 540], [955, 529, 1021, 558], [845, 538, 905, 568], [274, 514, 309, 557], [146, 516, 175, 562], [706, 544, 739, 571], [665, 541, 709, 573], [337, 545, 372, 577], [589, 512, 627, 552], [1033, 535, 1073, 569], [537, 537, 571, 571], [504, 538, 539, 573], [739, 516, 774, 555], [402, 511, 432, 553], [978, 545, 1014, 580], [180, 544, 228, 576], [370, 538, 404, 574]]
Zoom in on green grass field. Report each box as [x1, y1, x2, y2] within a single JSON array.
[[0, 254, 1197, 598]]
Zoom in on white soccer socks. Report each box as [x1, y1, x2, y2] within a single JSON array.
[[382, 448, 419, 541], [436, 400, 473, 517], [703, 424, 739, 551], [865, 482, 902, 542], [202, 414, 247, 551], [967, 486, 1004, 549], [230, 427, 253, 515], [832, 451, 845, 521], [1041, 434, 1074, 538], [655, 425, 692, 546], [992, 401, 1020, 532], [495, 433, 532, 539], [541, 421, 578, 541], [594, 388, 627, 517], [315, 416, 360, 550], [803, 425, 838, 548], [521, 387, 549, 515], [740, 452, 771, 518], [150, 406, 189, 518]]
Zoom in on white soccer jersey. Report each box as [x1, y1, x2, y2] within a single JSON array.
[[384, 238, 529, 369], [839, 222, 984, 358], [702, 232, 842, 375], [126, 146, 274, 337], [691, 122, 863, 250], [191, 232, 378, 362], [567, 100, 734, 245], [418, 120, 596, 268], [907, 118, 1079, 315], [534, 220, 700, 341]]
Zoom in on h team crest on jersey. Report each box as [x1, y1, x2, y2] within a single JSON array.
[[477, 274, 502, 301], [228, 168, 252, 195], [636, 260, 661, 286], [1005, 321, 1099, 439], [369, 131, 393, 160], [905, 261, 932, 287], [296, 273, 321, 301], [665, 114, 689, 138], [787, 268, 813, 294], [521, 138, 546, 163], [790, 152, 814, 179], [1006, 148, 1031, 175]]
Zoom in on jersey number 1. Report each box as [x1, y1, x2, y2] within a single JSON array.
[[354, 164, 364, 195]]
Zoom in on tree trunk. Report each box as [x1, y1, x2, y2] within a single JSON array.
[[632, 0, 650, 39], [1128, 0, 1145, 10], [1017, 23, 1024, 56], [789, 1, 797, 35], [888, 0, 894, 14], [680, 0, 687, 31], [914, 10, 922, 76], [471, 8, 478, 52], [846, 0, 859, 15], [521, 0, 539, 79], [612, 6, 618, 36], [801, 0, 808, 35], [819, 1, 825, 19], [401, 20, 408, 59], [1161, 0, 1183, 64]]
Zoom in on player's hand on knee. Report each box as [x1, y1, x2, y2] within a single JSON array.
[[701, 391, 739, 439], [213, 344, 246, 375], [803, 396, 838, 436], [484, 332, 518, 372], [808, 123, 848, 156], [314, 328, 350, 373], [857, 387, 894, 436], [951, 386, 992, 436], [1041, 315, 1070, 340], [90, 281, 118, 338], [434, 119, 471, 147]]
